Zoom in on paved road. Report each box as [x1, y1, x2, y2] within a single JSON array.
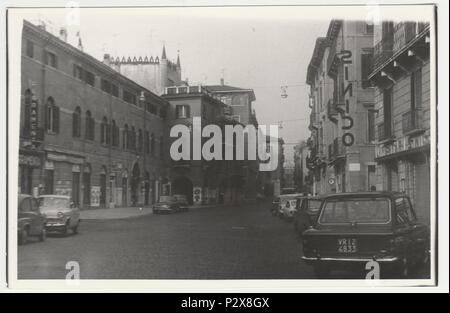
[[17, 202, 429, 280]]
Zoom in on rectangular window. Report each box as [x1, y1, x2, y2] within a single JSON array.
[[84, 71, 95, 86], [411, 68, 422, 109], [44, 169, 54, 194], [368, 110, 375, 142], [101, 79, 111, 93], [176, 105, 190, 118], [73, 65, 83, 80], [232, 115, 241, 123], [361, 53, 373, 88], [45, 51, 58, 68], [365, 22, 374, 34], [383, 88, 393, 138], [123, 90, 136, 105], [26, 40, 34, 58], [111, 84, 119, 97]]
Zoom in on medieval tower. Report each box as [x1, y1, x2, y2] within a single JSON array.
[[103, 45, 182, 95]]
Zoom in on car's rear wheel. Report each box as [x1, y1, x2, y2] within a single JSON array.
[[18, 228, 28, 245], [313, 266, 331, 279], [38, 228, 46, 242]]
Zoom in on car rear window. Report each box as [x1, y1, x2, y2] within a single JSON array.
[[307, 200, 322, 214], [319, 197, 391, 224]]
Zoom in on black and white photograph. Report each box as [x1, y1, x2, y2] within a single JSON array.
[[2, 1, 448, 294]]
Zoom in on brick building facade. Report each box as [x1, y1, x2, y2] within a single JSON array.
[[19, 20, 169, 209]]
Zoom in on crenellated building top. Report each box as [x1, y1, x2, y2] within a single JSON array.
[[105, 55, 180, 70]]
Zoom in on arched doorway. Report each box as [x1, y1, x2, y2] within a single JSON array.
[[172, 176, 193, 205], [131, 163, 140, 206]]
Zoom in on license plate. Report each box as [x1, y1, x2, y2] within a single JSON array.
[[337, 238, 357, 253]]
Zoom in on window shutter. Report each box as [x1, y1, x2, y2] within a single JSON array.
[[72, 112, 77, 137], [414, 69, 422, 108], [53, 106, 60, 133], [175, 105, 180, 118], [186, 105, 191, 118], [106, 123, 111, 144]]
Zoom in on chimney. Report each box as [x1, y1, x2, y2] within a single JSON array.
[[103, 54, 111, 66], [220, 78, 225, 86], [59, 27, 67, 42]]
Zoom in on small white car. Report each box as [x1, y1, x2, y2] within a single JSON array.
[[39, 195, 81, 235], [279, 193, 305, 220]]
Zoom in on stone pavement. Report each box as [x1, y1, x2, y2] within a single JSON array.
[[80, 203, 219, 220]]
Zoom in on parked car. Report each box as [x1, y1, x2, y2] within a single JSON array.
[[301, 192, 430, 278], [293, 196, 323, 237], [278, 193, 304, 220], [38, 195, 80, 235], [18, 194, 46, 245], [153, 196, 189, 214]]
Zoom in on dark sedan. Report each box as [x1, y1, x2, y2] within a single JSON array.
[[18, 194, 46, 245], [301, 192, 430, 278], [152, 196, 189, 214], [293, 196, 323, 237]]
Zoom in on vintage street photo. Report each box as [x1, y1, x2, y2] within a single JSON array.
[[7, 4, 436, 285]]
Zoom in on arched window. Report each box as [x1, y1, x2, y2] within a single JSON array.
[[72, 106, 81, 137], [85, 110, 95, 140], [100, 116, 108, 144], [123, 124, 128, 149], [111, 120, 119, 147], [160, 135, 164, 158], [138, 129, 143, 152], [130, 126, 136, 151], [150, 133, 155, 156], [46, 97, 59, 133], [145, 130, 150, 154]]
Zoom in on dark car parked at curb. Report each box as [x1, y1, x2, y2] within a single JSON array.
[[301, 192, 430, 279], [18, 194, 47, 245], [293, 196, 323, 237], [153, 196, 189, 214]]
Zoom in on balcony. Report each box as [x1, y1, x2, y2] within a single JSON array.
[[394, 22, 429, 54], [373, 36, 394, 70], [402, 108, 425, 135]]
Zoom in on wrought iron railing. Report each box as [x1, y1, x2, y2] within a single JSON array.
[[373, 36, 394, 69]]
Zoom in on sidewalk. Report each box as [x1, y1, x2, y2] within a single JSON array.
[[80, 203, 219, 220]]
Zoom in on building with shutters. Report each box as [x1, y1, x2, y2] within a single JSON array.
[[368, 21, 431, 223], [305, 20, 376, 196], [19, 20, 169, 208], [162, 85, 251, 205]]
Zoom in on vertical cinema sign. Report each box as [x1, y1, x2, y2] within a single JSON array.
[[336, 50, 354, 147], [30, 94, 39, 143]]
